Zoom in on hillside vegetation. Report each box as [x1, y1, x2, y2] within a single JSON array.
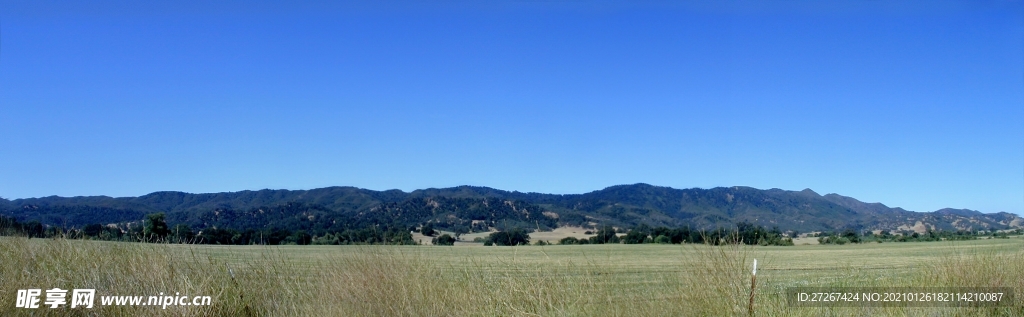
[[1, 184, 1020, 237]]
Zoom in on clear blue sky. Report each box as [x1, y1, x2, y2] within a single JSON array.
[[1, 1, 1021, 215]]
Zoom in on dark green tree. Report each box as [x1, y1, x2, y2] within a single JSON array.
[[485, 228, 530, 246], [82, 224, 104, 237], [25, 221, 44, 238], [559, 237, 580, 245], [622, 224, 652, 244], [171, 223, 194, 242], [421, 223, 435, 236], [589, 225, 619, 244], [288, 230, 312, 245], [841, 228, 861, 243], [144, 213, 169, 241], [432, 234, 456, 246]]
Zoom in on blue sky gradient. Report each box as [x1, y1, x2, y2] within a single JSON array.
[[1, 1, 1022, 215]]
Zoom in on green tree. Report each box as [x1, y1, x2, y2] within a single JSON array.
[[559, 237, 580, 245], [590, 225, 619, 244], [485, 228, 530, 246], [82, 224, 104, 237], [841, 228, 861, 243], [170, 223, 194, 243], [421, 223, 435, 236], [143, 213, 169, 241], [432, 234, 456, 246], [622, 225, 652, 244], [312, 233, 340, 245], [287, 230, 312, 245]]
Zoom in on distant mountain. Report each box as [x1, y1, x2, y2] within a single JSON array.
[[1, 184, 1020, 233]]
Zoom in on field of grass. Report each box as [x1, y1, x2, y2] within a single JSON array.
[[2, 236, 1022, 316]]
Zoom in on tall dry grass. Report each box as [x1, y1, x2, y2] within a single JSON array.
[[2, 237, 1022, 316], [0, 237, 308, 316], [678, 242, 775, 317]]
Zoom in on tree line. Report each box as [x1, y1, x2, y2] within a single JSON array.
[[815, 228, 1023, 244], [5, 212, 1019, 247], [555, 222, 794, 246], [0, 213, 417, 245]]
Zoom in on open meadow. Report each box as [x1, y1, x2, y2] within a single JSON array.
[[2, 236, 1022, 316]]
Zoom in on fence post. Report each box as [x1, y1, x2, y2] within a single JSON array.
[[748, 259, 757, 316]]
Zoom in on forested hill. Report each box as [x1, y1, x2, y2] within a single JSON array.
[[1, 184, 1021, 234]]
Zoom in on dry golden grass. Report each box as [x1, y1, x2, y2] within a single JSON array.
[[527, 227, 597, 244], [791, 237, 820, 245], [2, 237, 1022, 316], [0, 237, 307, 316]]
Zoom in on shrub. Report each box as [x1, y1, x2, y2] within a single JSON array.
[[432, 234, 456, 246], [841, 229, 861, 243], [654, 235, 670, 244], [287, 230, 312, 245], [559, 237, 580, 245], [823, 235, 847, 245], [312, 233, 340, 245], [778, 237, 794, 246]]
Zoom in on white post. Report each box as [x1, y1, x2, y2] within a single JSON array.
[[748, 258, 757, 316]]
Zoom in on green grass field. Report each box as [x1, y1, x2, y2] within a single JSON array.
[[2, 236, 1022, 316]]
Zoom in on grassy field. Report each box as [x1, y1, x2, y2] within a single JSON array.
[[2, 236, 1022, 316]]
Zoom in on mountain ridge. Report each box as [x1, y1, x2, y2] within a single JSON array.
[[1, 184, 1019, 234]]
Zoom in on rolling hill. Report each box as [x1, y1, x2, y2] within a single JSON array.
[[1, 184, 1020, 234]]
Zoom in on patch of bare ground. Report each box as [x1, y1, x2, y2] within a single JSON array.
[[454, 229, 497, 243], [792, 237, 820, 245], [424, 226, 598, 245], [411, 231, 434, 245], [528, 226, 596, 244]]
